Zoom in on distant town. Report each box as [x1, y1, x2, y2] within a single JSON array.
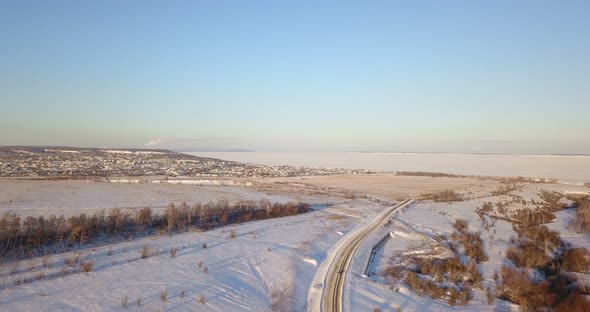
[[0, 146, 377, 178]]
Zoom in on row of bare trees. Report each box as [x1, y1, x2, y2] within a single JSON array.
[[0, 200, 310, 260]]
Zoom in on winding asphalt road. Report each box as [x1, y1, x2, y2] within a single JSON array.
[[321, 199, 414, 312]]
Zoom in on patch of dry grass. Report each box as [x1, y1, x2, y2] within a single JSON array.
[[327, 214, 347, 221], [80, 261, 93, 272], [452, 219, 468, 232], [560, 248, 590, 274], [140, 245, 150, 259], [491, 183, 521, 196]]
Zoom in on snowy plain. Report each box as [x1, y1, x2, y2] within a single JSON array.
[[0, 180, 292, 218], [0, 179, 387, 311], [1, 151, 590, 311]]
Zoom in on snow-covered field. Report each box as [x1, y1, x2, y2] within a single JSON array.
[[0, 179, 387, 311], [345, 182, 590, 312], [1, 175, 589, 311], [0, 180, 294, 218]]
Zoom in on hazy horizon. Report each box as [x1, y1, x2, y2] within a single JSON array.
[[189, 151, 590, 182], [4, 144, 590, 157], [1, 1, 589, 154]]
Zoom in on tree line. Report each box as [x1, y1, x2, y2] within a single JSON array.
[[0, 200, 311, 260]]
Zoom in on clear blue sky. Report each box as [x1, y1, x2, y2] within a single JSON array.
[[1, 1, 588, 153]]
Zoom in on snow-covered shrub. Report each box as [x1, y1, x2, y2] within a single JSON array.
[[480, 202, 494, 213], [570, 197, 590, 233], [452, 219, 468, 233], [539, 190, 567, 212], [486, 286, 494, 304], [496, 266, 550, 310], [140, 245, 150, 259], [506, 243, 550, 270], [80, 261, 93, 272], [560, 248, 590, 274], [450, 221, 488, 263], [496, 265, 590, 311], [386, 251, 481, 305], [510, 208, 555, 226], [556, 292, 590, 311]]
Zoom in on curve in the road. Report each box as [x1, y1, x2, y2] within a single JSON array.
[[322, 199, 414, 312]]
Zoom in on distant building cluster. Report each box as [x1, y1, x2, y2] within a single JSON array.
[[0, 147, 376, 178]]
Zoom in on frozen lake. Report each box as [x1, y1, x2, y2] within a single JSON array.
[[188, 152, 590, 183]]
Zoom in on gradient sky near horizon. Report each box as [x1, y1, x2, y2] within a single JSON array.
[[1, 1, 589, 153]]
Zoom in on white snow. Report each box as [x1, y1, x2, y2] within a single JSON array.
[[0, 180, 290, 217], [1, 177, 589, 311], [342, 183, 590, 312], [0, 181, 385, 311]]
